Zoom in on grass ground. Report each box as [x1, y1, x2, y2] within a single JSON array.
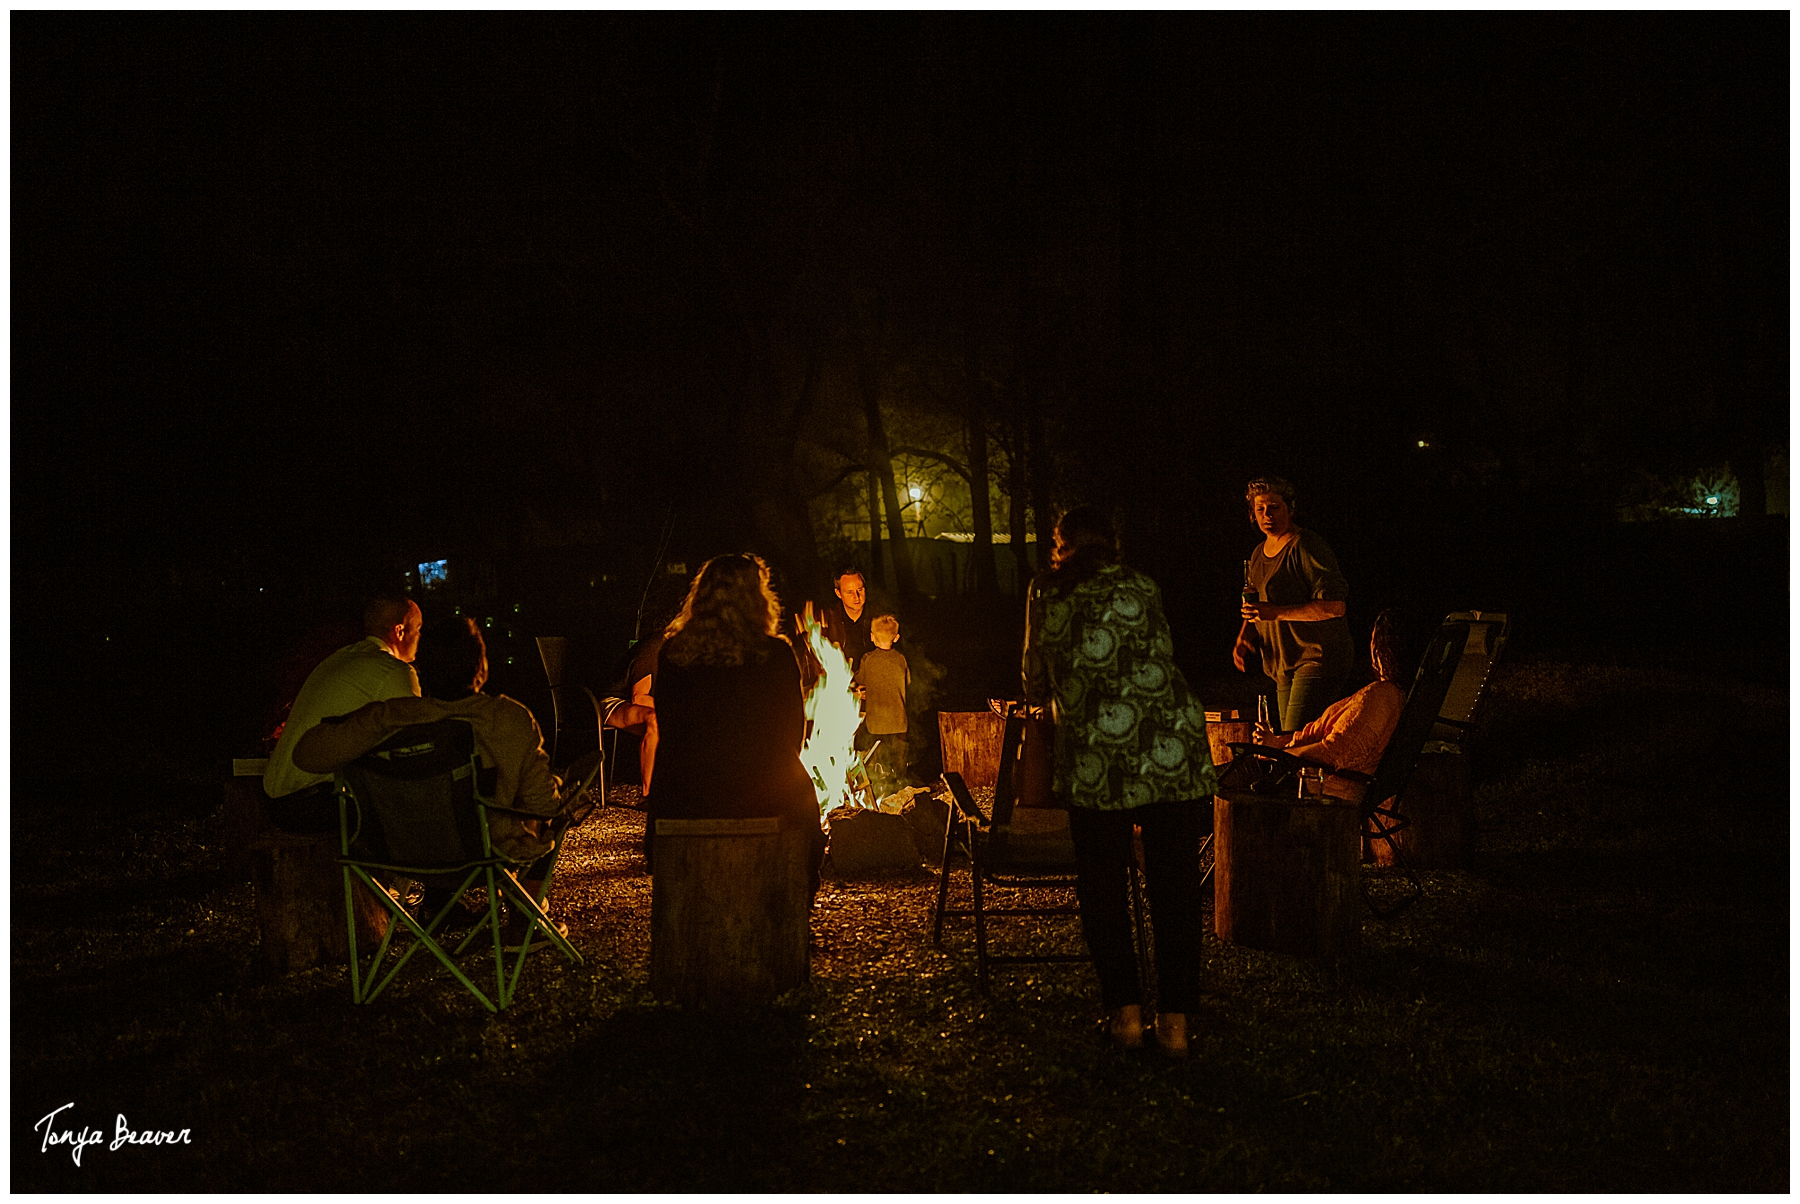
[[11, 658, 1788, 1191]]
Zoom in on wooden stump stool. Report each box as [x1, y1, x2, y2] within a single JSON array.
[[1204, 712, 1251, 771], [1213, 791, 1360, 957], [937, 711, 1005, 789], [1373, 752, 1473, 870], [222, 771, 271, 882], [651, 818, 811, 1008], [248, 829, 390, 975]]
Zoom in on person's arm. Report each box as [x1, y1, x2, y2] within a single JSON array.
[[1232, 619, 1259, 671], [1242, 598, 1346, 622], [506, 705, 561, 819], [1244, 531, 1348, 623], [292, 699, 402, 775], [1288, 685, 1401, 772], [1022, 586, 1050, 708]]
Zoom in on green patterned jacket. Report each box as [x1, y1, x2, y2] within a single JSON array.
[[1023, 563, 1218, 811]]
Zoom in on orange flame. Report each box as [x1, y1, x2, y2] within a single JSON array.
[[798, 610, 868, 816]]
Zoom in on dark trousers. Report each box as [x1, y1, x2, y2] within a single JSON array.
[[1067, 799, 1202, 1014]]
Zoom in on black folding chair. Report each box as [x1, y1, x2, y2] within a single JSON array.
[[336, 719, 585, 1012], [1227, 619, 1473, 918], [536, 635, 612, 784], [932, 705, 1149, 995]]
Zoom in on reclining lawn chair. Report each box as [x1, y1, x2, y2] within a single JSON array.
[[1227, 618, 1472, 918], [336, 718, 589, 1012], [932, 705, 1148, 995], [1427, 611, 1510, 752]]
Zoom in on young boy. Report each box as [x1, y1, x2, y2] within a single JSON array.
[[854, 613, 910, 794]]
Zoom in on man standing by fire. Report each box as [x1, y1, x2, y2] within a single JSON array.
[[820, 567, 873, 669]]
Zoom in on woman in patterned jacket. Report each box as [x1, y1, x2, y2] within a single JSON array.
[[1023, 505, 1218, 1058]]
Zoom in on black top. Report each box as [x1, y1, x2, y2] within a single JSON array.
[[650, 636, 818, 823], [625, 633, 665, 693], [822, 606, 873, 668]]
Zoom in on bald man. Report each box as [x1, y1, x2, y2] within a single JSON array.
[[262, 595, 423, 830]]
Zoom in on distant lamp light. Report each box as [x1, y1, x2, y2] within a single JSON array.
[[1706, 495, 1719, 506], [1417, 440, 1430, 449], [909, 486, 922, 500]]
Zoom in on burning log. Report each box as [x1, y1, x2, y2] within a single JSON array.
[[826, 807, 920, 875]]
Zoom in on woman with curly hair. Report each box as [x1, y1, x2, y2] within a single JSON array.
[[647, 553, 824, 890]]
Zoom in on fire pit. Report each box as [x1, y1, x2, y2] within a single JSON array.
[[795, 612, 924, 874]]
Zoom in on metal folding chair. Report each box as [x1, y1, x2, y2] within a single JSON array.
[[336, 719, 585, 1012], [536, 635, 611, 776], [932, 705, 1149, 995]]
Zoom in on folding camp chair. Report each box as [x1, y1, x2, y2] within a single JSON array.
[[932, 705, 1149, 995], [336, 719, 586, 1012], [1227, 619, 1472, 918]]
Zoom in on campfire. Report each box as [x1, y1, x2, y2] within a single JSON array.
[[797, 609, 871, 819]]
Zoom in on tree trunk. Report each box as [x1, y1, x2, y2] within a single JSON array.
[[250, 830, 391, 976], [856, 353, 918, 597], [1027, 390, 1055, 553], [963, 346, 998, 597], [1006, 414, 1032, 589], [1372, 752, 1473, 870], [1734, 441, 1768, 519], [865, 468, 885, 588]]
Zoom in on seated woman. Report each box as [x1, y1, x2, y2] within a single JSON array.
[[645, 553, 826, 894], [1248, 609, 1407, 804]]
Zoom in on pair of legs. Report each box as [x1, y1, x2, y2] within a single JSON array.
[[1275, 662, 1350, 733], [1066, 799, 1203, 1042]]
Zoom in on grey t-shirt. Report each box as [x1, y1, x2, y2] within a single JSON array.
[[1246, 527, 1354, 680]]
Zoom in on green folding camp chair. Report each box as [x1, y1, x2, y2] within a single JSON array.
[[335, 719, 587, 1012]]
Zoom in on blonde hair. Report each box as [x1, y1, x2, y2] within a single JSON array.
[[662, 554, 784, 667], [871, 613, 899, 639]]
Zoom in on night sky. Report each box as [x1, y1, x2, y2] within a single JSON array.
[[12, 16, 1788, 752]]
